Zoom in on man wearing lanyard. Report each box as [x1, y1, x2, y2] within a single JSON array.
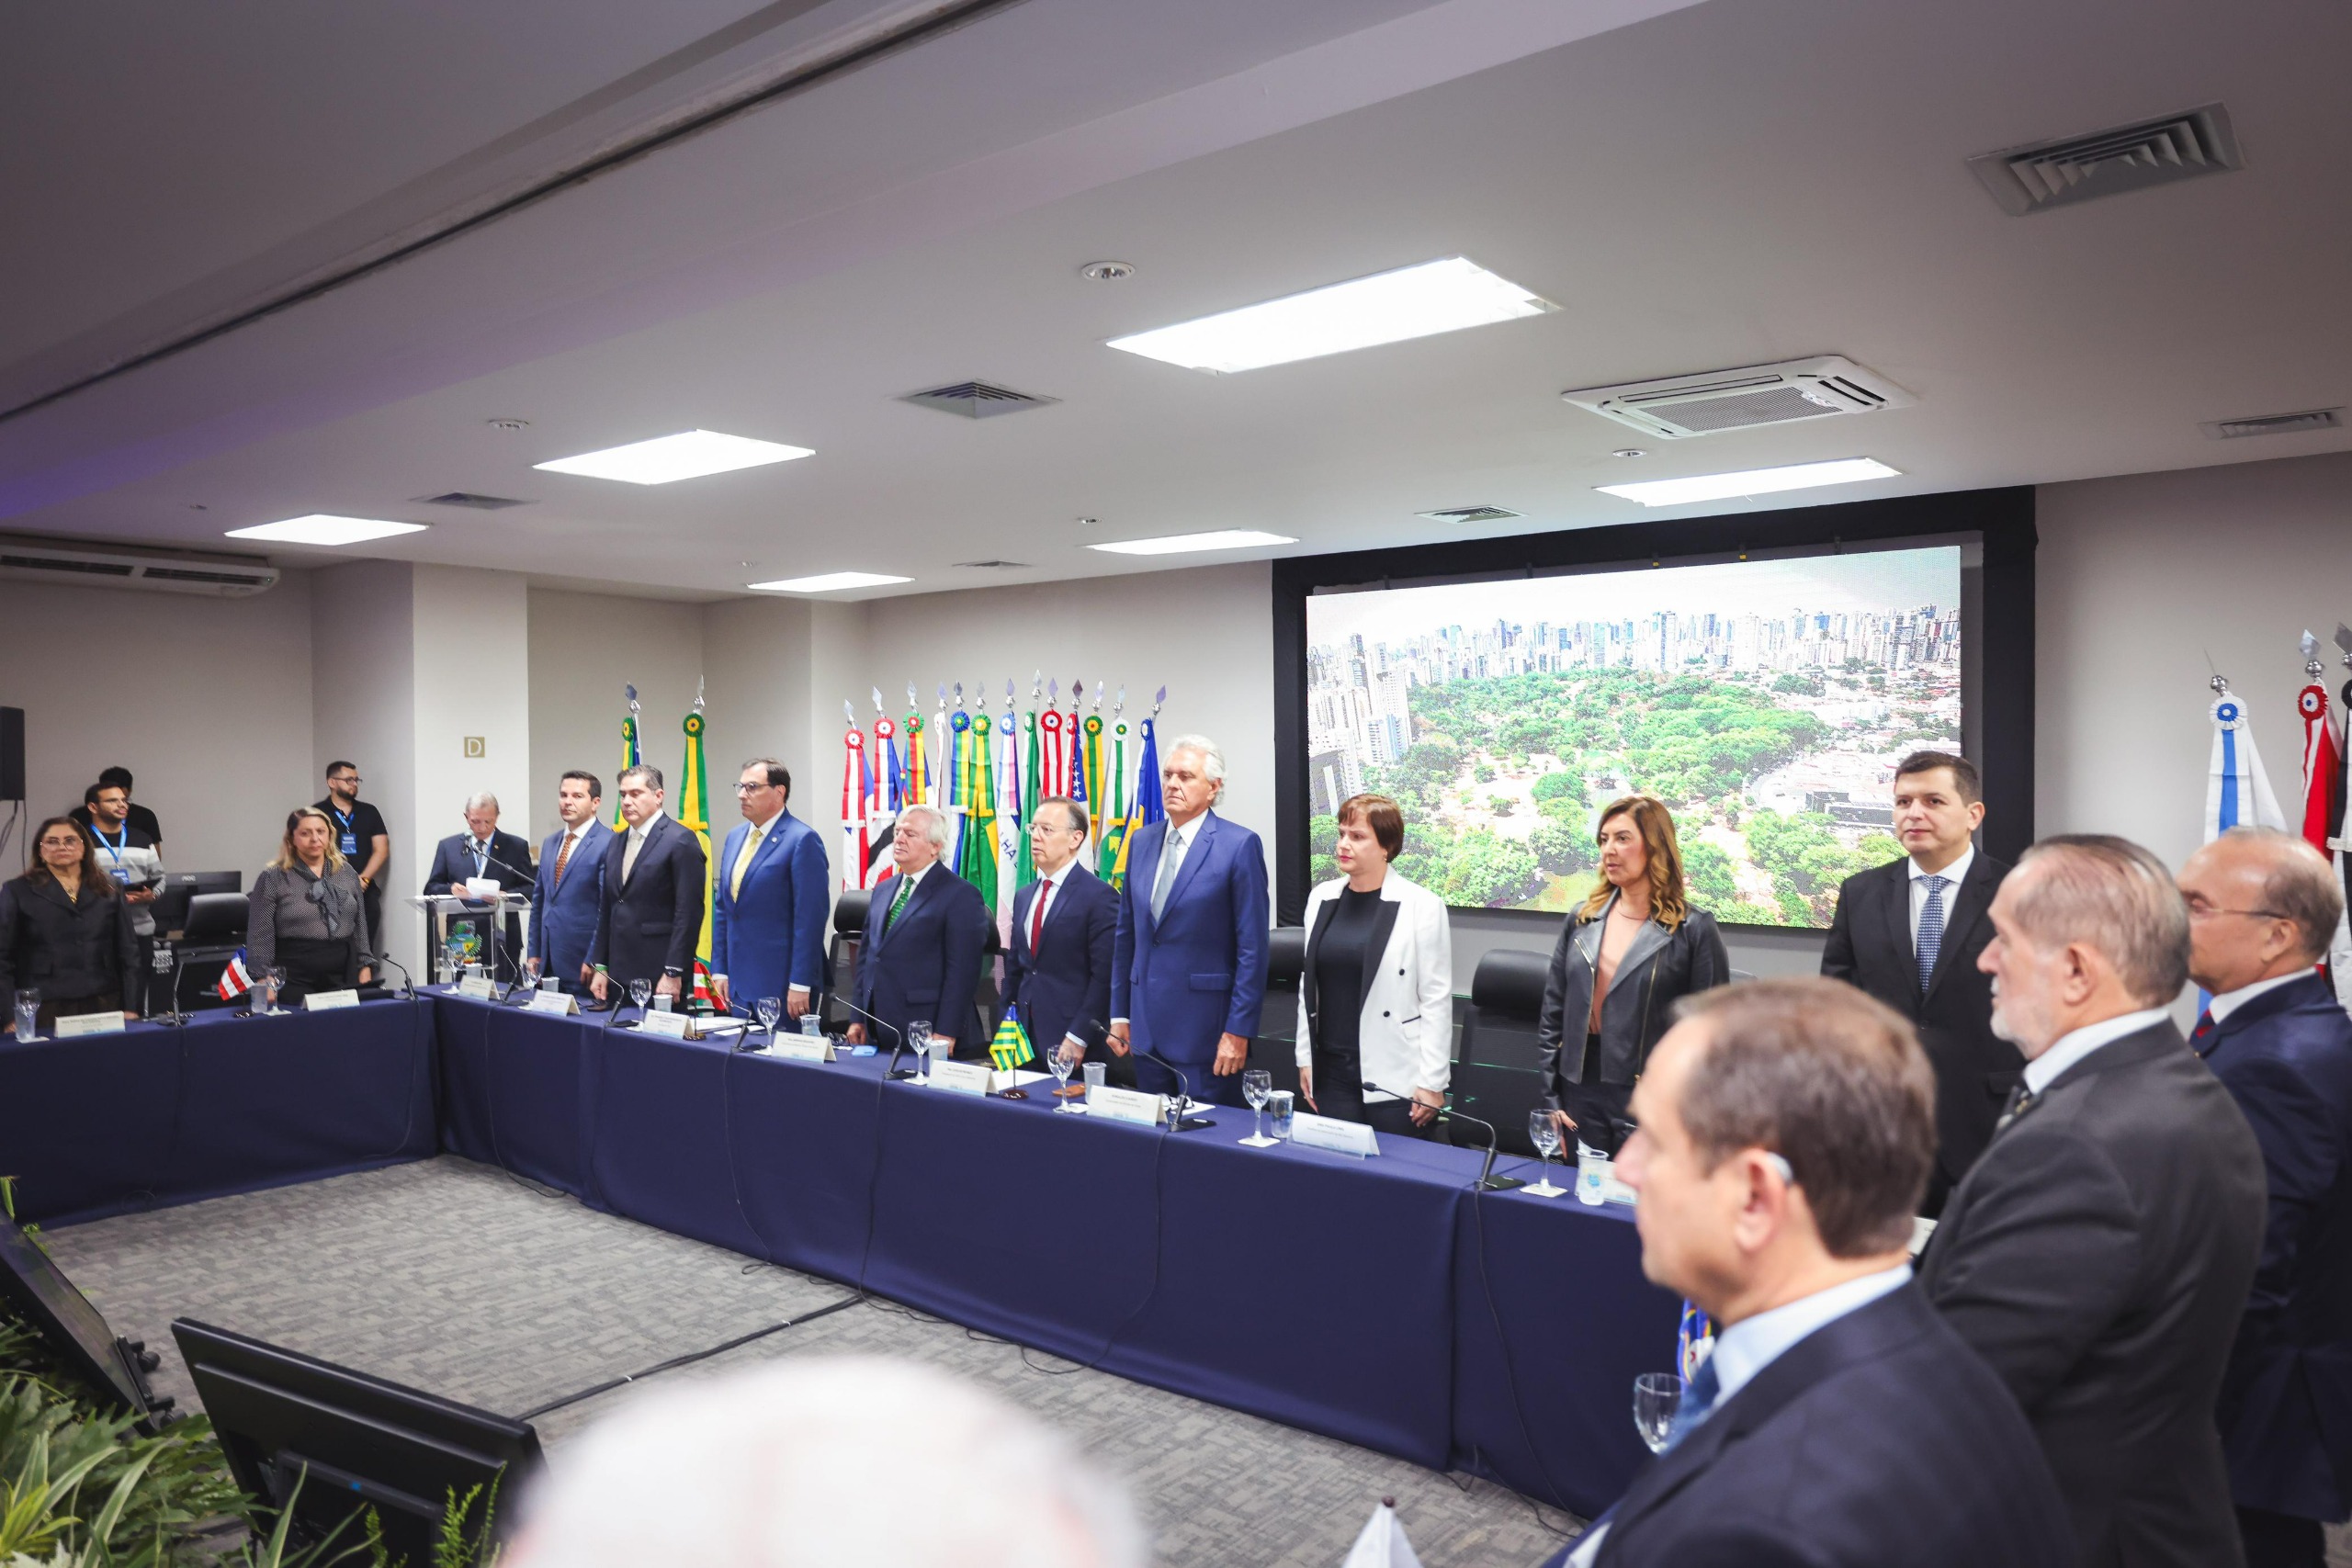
[[81, 781, 165, 1008], [317, 761, 390, 962]]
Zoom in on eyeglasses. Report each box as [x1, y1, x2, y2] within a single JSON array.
[[330, 775, 362, 786], [38, 837, 84, 851], [734, 782, 776, 795], [2185, 903, 2288, 922]]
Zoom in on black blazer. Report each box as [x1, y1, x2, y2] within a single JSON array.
[[1821, 849, 2017, 1213], [587, 816, 707, 986], [0, 875, 138, 1003], [1001, 866, 1117, 1060], [1588, 1285, 2074, 1568], [853, 864, 990, 1052], [422, 830, 535, 897], [1918, 1017, 2267, 1568], [1536, 896, 1727, 1092], [2200, 972, 2352, 1523]]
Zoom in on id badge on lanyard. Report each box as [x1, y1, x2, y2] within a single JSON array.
[[332, 808, 358, 857]]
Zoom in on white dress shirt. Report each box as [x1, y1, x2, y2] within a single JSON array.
[[2206, 969, 2310, 1023], [1906, 843, 1974, 949], [2021, 1006, 2171, 1097], [1566, 1265, 1915, 1568]]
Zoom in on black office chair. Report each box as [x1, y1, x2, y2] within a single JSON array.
[[1246, 925, 1306, 1096], [821, 888, 869, 1032], [1450, 948, 1553, 1156], [170, 892, 252, 1013]]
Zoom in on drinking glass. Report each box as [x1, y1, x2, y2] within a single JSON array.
[[13, 989, 40, 1042], [755, 997, 782, 1044], [1633, 1372, 1683, 1454], [1082, 1061, 1106, 1104], [1239, 1069, 1276, 1147], [435, 952, 454, 987], [908, 1020, 934, 1085], [1526, 1111, 1566, 1197], [651, 993, 673, 1014], [1576, 1142, 1611, 1206], [628, 977, 652, 1014], [799, 1011, 823, 1037], [256, 967, 287, 1016], [522, 956, 542, 988], [1049, 1044, 1080, 1111], [1266, 1089, 1295, 1142]]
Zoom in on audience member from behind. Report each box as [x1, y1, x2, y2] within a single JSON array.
[[248, 807, 374, 1004], [2179, 827, 2352, 1568], [69, 765, 162, 847], [1552, 978, 2070, 1568], [504, 1357, 1146, 1568], [1536, 795, 1727, 1156], [0, 817, 141, 1032], [1919, 834, 2264, 1568]]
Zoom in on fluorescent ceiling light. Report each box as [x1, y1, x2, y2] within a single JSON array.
[[535, 429, 813, 485], [746, 571, 910, 593], [1087, 529, 1297, 557], [1596, 457, 1902, 508], [224, 514, 428, 546], [1107, 257, 1556, 374]]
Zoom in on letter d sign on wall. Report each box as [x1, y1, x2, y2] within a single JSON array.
[[464, 737, 486, 758]]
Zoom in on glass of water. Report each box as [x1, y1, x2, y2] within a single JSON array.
[[1526, 1111, 1566, 1196], [755, 996, 782, 1043], [909, 1020, 934, 1084], [1240, 1069, 1275, 1146], [800, 1010, 822, 1037], [13, 988, 40, 1042], [1634, 1372, 1683, 1453], [628, 977, 652, 1014], [1049, 1043, 1080, 1111], [1266, 1089, 1295, 1142]]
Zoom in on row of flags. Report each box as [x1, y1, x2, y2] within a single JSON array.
[[2203, 628, 2352, 1005]]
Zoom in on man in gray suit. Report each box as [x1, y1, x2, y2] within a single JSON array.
[[1918, 834, 2267, 1568]]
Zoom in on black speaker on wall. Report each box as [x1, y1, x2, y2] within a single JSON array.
[[0, 706, 23, 800]]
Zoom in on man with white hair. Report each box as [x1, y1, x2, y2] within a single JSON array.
[[848, 803, 990, 1058], [1108, 734, 1270, 1106], [423, 790, 536, 981], [1918, 834, 2265, 1568], [504, 1357, 1147, 1568]]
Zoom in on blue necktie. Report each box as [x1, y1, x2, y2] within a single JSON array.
[[1916, 874, 1948, 992], [1663, 1355, 1721, 1450]]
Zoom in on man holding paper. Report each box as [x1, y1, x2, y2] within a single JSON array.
[[424, 793, 535, 981]]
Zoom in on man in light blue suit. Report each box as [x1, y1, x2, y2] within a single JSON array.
[[530, 770, 612, 992], [710, 758, 832, 1022], [1108, 734, 1270, 1107]]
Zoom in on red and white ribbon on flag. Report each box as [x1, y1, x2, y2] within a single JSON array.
[[841, 719, 866, 892]]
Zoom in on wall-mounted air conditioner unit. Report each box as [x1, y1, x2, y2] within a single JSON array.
[[0, 536, 281, 597]]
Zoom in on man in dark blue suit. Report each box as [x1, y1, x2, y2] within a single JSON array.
[[2181, 828, 2352, 1568], [1005, 796, 1121, 1081], [588, 765, 707, 1006], [849, 805, 989, 1058], [423, 792, 535, 980], [529, 771, 611, 992], [709, 758, 831, 1024], [1548, 977, 2071, 1568], [1108, 735, 1269, 1107]]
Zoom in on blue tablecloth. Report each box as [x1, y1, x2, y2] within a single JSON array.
[[430, 994, 1679, 1499], [1, 998, 437, 1226]]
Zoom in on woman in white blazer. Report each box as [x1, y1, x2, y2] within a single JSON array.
[[1295, 794, 1452, 1138]]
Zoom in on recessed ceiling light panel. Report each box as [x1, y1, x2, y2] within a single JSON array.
[[746, 571, 910, 593], [536, 430, 813, 485], [1087, 529, 1296, 556], [1596, 457, 1901, 509], [225, 514, 429, 546], [1107, 257, 1555, 374]]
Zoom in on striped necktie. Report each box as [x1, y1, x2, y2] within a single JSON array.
[[1916, 874, 1949, 991], [883, 874, 914, 936], [551, 830, 576, 890]]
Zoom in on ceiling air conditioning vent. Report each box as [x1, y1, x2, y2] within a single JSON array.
[[417, 491, 532, 510], [1563, 355, 1915, 441], [2200, 408, 2343, 440], [1417, 505, 1522, 525], [953, 559, 1033, 570], [1968, 103, 2244, 217], [0, 536, 279, 597], [899, 381, 1058, 419]]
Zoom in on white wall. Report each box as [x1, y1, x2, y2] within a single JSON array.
[[525, 589, 706, 842], [0, 572, 315, 879]]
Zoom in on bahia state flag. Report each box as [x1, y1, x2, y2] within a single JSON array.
[[215, 949, 254, 1000], [989, 1006, 1035, 1072]]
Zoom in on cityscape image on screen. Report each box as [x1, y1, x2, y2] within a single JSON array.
[[1303, 545, 1963, 928]]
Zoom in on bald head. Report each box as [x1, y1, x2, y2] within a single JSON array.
[[2180, 827, 2344, 995]]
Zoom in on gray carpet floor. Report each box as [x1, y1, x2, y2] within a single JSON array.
[[43, 1156, 1580, 1567]]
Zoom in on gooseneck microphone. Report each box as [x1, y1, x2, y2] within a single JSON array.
[[374, 953, 416, 1000], [1364, 1079, 1524, 1191], [1128, 1046, 1214, 1131], [832, 995, 911, 1077]]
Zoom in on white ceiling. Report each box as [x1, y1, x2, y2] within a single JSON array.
[[4, 0, 2346, 601]]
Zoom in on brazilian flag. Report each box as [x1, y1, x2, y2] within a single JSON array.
[[989, 1006, 1035, 1072], [614, 710, 641, 829], [679, 707, 713, 966]]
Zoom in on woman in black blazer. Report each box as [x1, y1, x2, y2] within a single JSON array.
[[0, 816, 141, 1032], [1537, 795, 1727, 1153]]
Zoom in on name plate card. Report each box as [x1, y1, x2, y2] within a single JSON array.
[[1290, 1111, 1380, 1158], [1089, 1085, 1169, 1127], [55, 1010, 128, 1038], [765, 1035, 834, 1063], [526, 990, 578, 1017], [304, 989, 360, 1012], [457, 976, 497, 1000], [927, 1059, 992, 1097], [637, 1009, 694, 1039]]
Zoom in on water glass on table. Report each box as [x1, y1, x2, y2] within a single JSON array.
[[1576, 1142, 1612, 1206], [1524, 1110, 1566, 1197], [1633, 1372, 1682, 1453], [909, 1020, 934, 1084], [13, 988, 40, 1042], [1048, 1044, 1080, 1111], [628, 978, 652, 1014], [1266, 1089, 1295, 1142], [755, 996, 782, 1044], [1239, 1068, 1277, 1146], [1082, 1061, 1105, 1106]]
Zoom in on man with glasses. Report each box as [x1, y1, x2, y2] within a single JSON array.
[[1004, 797, 1122, 1081], [709, 759, 830, 1021], [317, 761, 390, 961]]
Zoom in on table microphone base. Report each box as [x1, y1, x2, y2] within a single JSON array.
[[1476, 1174, 1528, 1192]]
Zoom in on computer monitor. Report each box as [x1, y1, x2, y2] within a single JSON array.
[[153, 871, 241, 936], [171, 1320, 543, 1563], [0, 1215, 170, 1428], [179, 891, 248, 947]]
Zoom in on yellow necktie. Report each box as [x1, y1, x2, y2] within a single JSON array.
[[730, 824, 763, 897]]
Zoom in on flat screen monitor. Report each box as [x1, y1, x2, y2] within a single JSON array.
[[172, 1319, 543, 1565], [0, 1215, 164, 1425], [155, 871, 241, 935]]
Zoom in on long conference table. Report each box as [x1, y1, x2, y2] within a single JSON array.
[[5, 992, 1679, 1517]]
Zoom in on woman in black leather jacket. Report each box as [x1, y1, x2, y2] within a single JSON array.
[[1537, 795, 1727, 1154]]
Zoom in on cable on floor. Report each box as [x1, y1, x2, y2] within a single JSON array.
[[513, 1292, 860, 1422]]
